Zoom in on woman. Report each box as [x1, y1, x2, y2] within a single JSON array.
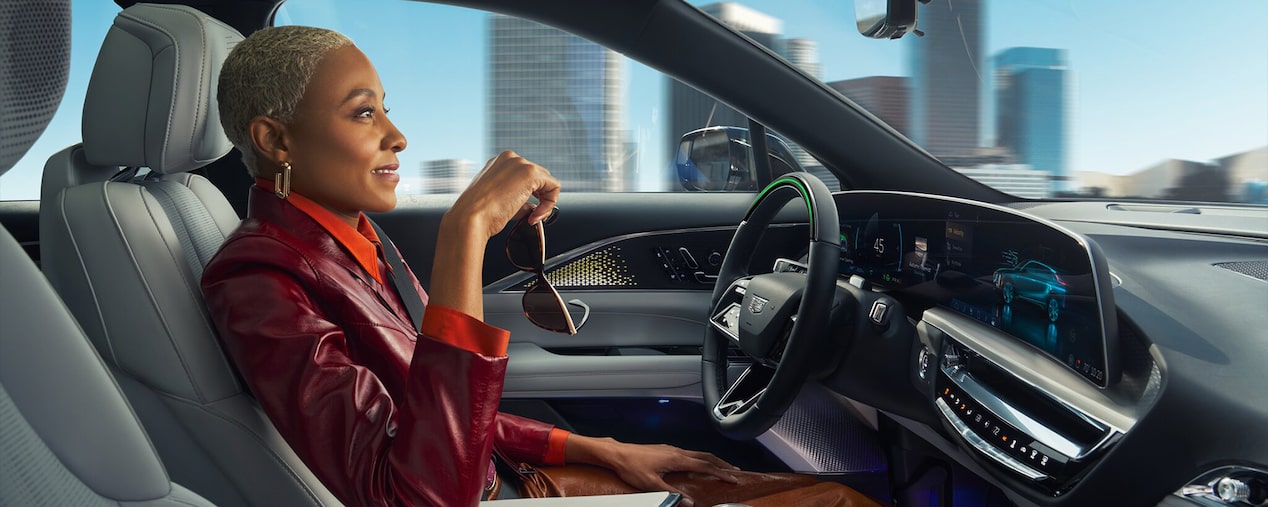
[[202, 25, 874, 507]]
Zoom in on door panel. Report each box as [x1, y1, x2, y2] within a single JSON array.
[[371, 192, 758, 289], [375, 192, 812, 420], [374, 192, 761, 399]]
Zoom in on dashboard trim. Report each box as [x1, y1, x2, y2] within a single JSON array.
[[921, 308, 1136, 433]]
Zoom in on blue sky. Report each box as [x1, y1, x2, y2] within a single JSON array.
[[2, 0, 1264, 199]]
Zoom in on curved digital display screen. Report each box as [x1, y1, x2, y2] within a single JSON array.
[[834, 192, 1118, 387]]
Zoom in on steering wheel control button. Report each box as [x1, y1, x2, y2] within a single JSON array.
[[849, 274, 869, 289], [869, 300, 889, 326]]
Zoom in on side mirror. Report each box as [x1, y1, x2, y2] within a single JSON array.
[[855, 0, 919, 39], [675, 126, 803, 192]]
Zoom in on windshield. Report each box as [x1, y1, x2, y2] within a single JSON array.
[[689, 0, 1268, 202], [7, 0, 1258, 203]]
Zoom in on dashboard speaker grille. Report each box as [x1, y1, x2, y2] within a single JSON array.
[[1214, 261, 1268, 281]]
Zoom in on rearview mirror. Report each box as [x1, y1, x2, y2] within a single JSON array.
[[855, 0, 919, 39], [675, 126, 803, 192]]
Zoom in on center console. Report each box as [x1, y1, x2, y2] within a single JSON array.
[[832, 191, 1144, 495]]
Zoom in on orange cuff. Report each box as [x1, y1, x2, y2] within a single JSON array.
[[419, 305, 510, 357], [544, 428, 570, 465]]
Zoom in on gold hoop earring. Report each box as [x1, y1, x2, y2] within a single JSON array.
[[274, 161, 292, 199]]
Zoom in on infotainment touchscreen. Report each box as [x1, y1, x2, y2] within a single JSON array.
[[835, 192, 1118, 387]]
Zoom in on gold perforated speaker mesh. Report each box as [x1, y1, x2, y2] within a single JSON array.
[[543, 246, 637, 288]]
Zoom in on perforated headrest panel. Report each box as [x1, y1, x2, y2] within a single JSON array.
[[0, 0, 71, 175]]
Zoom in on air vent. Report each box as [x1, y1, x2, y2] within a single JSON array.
[[1214, 261, 1268, 281], [1106, 204, 1201, 214]]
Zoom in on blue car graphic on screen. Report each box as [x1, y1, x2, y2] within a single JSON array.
[[993, 260, 1067, 322]]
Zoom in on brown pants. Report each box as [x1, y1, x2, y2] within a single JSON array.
[[492, 465, 880, 507]]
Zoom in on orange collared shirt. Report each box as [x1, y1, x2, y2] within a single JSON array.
[[255, 178, 385, 284]]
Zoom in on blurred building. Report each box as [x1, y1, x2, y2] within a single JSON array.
[[1074, 145, 1268, 202], [828, 76, 909, 137], [908, 0, 982, 159], [953, 164, 1051, 199], [1217, 146, 1268, 203], [489, 15, 628, 191], [421, 159, 474, 194], [781, 38, 821, 80], [995, 47, 1068, 194]]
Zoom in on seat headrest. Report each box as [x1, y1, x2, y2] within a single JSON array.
[[0, 1, 71, 175], [82, 3, 243, 174]]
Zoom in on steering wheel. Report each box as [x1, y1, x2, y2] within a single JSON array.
[[702, 172, 841, 440]]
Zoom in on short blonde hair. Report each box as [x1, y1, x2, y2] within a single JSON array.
[[217, 25, 353, 175]]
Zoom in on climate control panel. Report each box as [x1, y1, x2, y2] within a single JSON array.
[[935, 339, 1120, 494]]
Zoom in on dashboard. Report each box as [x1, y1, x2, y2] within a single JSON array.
[[815, 191, 1268, 507], [835, 191, 1118, 388]]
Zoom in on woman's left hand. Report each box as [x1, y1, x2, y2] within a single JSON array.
[[565, 435, 740, 502]]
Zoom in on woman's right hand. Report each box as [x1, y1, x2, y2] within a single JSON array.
[[447, 150, 561, 240], [428, 151, 559, 320]]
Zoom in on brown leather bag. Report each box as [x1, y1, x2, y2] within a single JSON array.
[[492, 448, 878, 506]]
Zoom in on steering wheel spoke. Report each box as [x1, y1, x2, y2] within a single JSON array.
[[712, 364, 774, 419]]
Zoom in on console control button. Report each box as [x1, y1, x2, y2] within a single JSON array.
[[1216, 477, 1251, 502], [678, 247, 699, 269]]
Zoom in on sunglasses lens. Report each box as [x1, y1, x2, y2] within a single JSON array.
[[506, 221, 543, 271], [523, 279, 574, 334]]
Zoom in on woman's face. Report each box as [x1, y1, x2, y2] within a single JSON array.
[[284, 45, 406, 219]]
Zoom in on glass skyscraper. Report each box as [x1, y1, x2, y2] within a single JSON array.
[[908, 0, 982, 159], [995, 47, 1068, 193], [489, 15, 626, 191]]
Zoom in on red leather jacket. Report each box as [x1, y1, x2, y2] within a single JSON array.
[[201, 186, 560, 506]]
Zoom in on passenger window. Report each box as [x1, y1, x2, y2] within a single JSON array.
[[275, 0, 835, 194], [0, 0, 120, 201]]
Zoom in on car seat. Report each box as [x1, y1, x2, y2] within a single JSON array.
[[38, 3, 340, 506], [0, 1, 211, 505]]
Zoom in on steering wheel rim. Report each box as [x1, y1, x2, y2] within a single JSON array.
[[702, 172, 840, 440]]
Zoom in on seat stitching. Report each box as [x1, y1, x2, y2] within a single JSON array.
[[102, 184, 207, 402], [58, 183, 120, 367], [155, 391, 330, 506]]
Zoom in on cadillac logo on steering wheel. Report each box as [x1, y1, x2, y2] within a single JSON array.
[[749, 295, 769, 314]]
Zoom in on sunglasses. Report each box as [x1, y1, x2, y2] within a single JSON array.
[[505, 208, 590, 334]]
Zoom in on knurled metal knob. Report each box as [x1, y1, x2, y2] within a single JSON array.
[[1215, 477, 1251, 502]]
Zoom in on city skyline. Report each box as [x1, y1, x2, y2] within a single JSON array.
[[2, 0, 1264, 200]]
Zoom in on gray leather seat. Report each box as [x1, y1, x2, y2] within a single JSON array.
[[0, 1, 211, 505], [38, 4, 340, 506]]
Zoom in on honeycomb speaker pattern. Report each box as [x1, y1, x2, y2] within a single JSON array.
[[1214, 260, 1268, 282], [0, 0, 71, 171], [532, 245, 638, 289]]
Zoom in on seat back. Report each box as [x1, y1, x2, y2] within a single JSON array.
[[38, 4, 340, 506], [0, 2, 211, 505]]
